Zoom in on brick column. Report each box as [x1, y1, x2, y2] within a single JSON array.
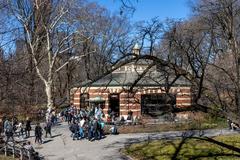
[[73, 89, 80, 108], [176, 87, 192, 108], [119, 91, 141, 118]]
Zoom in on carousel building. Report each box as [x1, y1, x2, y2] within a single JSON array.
[[71, 46, 192, 120]]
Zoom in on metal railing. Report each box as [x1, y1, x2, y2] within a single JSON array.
[[0, 138, 41, 160]]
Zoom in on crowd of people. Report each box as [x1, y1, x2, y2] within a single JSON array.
[[1, 103, 121, 147], [1, 109, 58, 145], [0, 104, 118, 159], [2, 117, 32, 143], [1, 104, 141, 146], [62, 104, 114, 141]]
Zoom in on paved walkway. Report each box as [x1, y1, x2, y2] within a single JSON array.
[[28, 122, 239, 160]]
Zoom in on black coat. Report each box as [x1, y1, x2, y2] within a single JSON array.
[[35, 126, 42, 137], [26, 120, 31, 131]]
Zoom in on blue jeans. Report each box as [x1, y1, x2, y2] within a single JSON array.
[[79, 128, 84, 138], [94, 129, 102, 140], [88, 128, 93, 140]]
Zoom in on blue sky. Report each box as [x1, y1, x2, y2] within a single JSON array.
[[96, 0, 191, 22]]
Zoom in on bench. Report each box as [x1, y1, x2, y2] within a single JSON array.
[[0, 138, 42, 160]]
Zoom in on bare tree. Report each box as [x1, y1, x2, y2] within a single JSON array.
[[188, 0, 240, 120], [3, 0, 97, 111]]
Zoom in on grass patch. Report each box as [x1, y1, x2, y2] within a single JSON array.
[[115, 120, 227, 134], [0, 155, 16, 160], [123, 134, 240, 160]]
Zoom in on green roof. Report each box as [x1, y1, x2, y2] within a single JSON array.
[[77, 59, 192, 88], [81, 70, 191, 87]]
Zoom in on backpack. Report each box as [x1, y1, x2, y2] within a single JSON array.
[[6, 126, 13, 133], [5, 123, 13, 136], [98, 121, 104, 129], [5, 122, 13, 133]]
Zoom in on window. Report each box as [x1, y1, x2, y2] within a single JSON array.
[[141, 93, 176, 116], [80, 93, 89, 108]]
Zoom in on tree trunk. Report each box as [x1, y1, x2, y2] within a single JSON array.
[[45, 83, 53, 111]]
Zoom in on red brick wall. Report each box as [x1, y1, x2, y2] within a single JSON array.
[[71, 86, 192, 118], [175, 88, 192, 108], [119, 92, 141, 117], [72, 88, 80, 107]]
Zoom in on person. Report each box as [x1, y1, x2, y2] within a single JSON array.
[[25, 118, 31, 138], [44, 121, 52, 138], [68, 111, 73, 124], [24, 141, 34, 152], [109, 123, 118, 135], [94, 105, 102, 119], [18, 121, 25, 137], [92, 118, 98, 140], [15, 121, 22, 137], [60, 110, 64, 122], [120, 116, 125, 125], [23, 141, 41, 160], [107, 115, 112, 124], [88, 119, 93, 141], [79, 109, 85, 119], [97, 119, 104, 139], [4, 118, 14, 143], [64, 110, 68, 122], [79, 117, 85, 139], [12, 117, 18, 133], [227, 118, 232, 130], [133, 116, 140, 125], [110, 110, 116, 123], [51, 111, 57, 124], [69, 122, 75, 137], [72, 121, 80, 140], [35, 123, 43, 144], [126, 110, 133, 125], [0, 118, 3, 135], [230, 121, 239, 130]]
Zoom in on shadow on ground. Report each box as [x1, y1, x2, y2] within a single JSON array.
[[105, 130, 240, 160]]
